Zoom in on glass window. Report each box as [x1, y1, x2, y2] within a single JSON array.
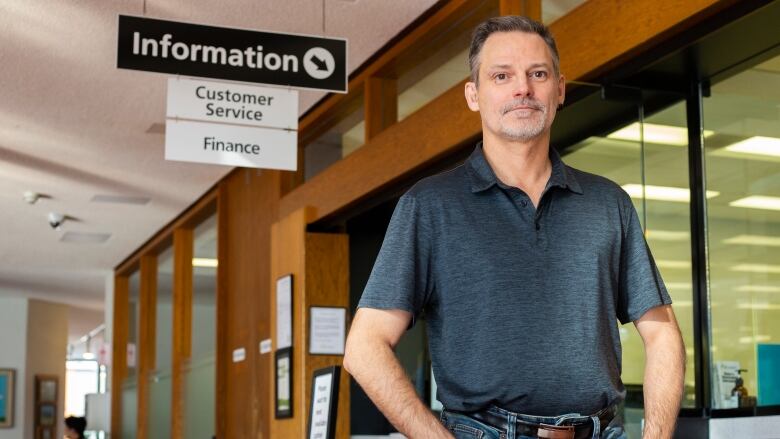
[[149, 247, 173, 437], [304, 96, 365, 181], [185, 214, 218, 438], [121, 270, 140, 438], [562, 93, 696, 433], [65, 360, 99, 417], [542, 0, 587, 24], [704, 53, 780, 409]]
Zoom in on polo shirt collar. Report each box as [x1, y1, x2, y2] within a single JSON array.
[[467, 142, 583, 195]]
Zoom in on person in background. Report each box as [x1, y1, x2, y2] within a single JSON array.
[[64, 416, 87, 439]]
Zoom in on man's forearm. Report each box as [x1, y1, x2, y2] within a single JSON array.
[[345, 338, 452, 439], [642, 331, 685, 439]]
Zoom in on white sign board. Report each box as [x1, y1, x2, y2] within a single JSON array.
[[232, 347, 246, 363], [260, 339, 272, 354], [309, 372, 334, 439], [165, 78, 298, 170], [276, 275, 293, 349], [167, 78, 298, 128], [309, 307, 346, 355]]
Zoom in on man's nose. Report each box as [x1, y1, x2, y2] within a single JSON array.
[[512, 75, 533, 98]]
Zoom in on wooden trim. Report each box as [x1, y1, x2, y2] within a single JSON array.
[[215, 182, 229, 439], [279, 0, 739, 224], [116, 189, 217, 276], [110, 275, 129, 439], [499, 0, 541, 19], [137, 255, 157, 439], [364, 76, 398, 141], [171, 228, 194, 439]]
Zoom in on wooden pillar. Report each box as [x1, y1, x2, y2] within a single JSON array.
[[270, 207, 351, 438], [499, 0, 542, 20], [365, 76, 398, 141], [137, 255, 157, 439], [171, 228, 194, 439], [215, 183, 229, 439], [110, 275, 129, 439]]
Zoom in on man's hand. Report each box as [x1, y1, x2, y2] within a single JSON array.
[[343, 308, 453, 439], [634, 304, 685, 439]]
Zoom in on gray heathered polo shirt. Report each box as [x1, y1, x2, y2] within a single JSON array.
[[357, 143, 672, 416]]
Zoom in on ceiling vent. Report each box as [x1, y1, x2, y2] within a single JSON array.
[[91, 195, 150, 205], [60, 232, 111, 244]]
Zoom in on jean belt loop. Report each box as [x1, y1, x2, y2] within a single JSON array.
[[506, 411, 517, 439], [589, 415, 601, 439]]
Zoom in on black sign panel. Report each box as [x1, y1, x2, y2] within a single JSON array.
[[117, 15, 347, 93]]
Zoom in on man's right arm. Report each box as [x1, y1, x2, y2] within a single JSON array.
[[343, 307, 453, 439]]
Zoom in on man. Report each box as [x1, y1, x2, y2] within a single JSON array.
[[343, 15, 685, 439]]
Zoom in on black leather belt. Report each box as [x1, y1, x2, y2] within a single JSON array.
[[462, 405, 616, 439]]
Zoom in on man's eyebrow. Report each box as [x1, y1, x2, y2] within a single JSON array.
[[486, 64, 513, 70]]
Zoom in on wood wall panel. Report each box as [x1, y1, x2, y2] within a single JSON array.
[[270, 210, 351, 438], [137, 255, 157, 439], [110, 275, 129, 439], [279, 0, 738, 224], [365, 76, 398, 141], [499, 0, 541, 19], [171, 228, 193, 439], [218, 169, 282, 439]]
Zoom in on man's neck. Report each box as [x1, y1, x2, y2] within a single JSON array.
[[481, 132, 552, 206]]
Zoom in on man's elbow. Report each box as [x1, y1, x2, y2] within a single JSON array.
[[342, 332, 361, 376]]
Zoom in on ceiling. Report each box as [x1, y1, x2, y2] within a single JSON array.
[[0, 0, 438, 339]]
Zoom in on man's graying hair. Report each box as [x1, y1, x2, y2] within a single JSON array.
[[468, 16, 560, 85]]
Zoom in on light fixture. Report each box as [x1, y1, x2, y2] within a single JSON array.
[[192, 258, 218, 268], [739, 335, 772, 344], [731, 263, 780, 274], [736, 285, 780, 293], [622, 184, 719, 202], [656, 260, 691, 269], [724, 234, 780, 247], [607, 122, 714, 146], [646, 230, 689, 241], [729, 196, 780, 211], [82, 352, 96, 360], [23, 191, 40, 204], [723, 136, 780, 158]]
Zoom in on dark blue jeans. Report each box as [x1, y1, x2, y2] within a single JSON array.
[[440, 405, 628, 439]]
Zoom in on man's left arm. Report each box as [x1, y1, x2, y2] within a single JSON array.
[[634, 304, 686, 439]]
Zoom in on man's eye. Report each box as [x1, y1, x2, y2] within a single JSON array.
[[531, 71, 548, 79], [495, 73, 508, 81]]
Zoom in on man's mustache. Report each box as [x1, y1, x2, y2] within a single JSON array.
[[501, 98, 545, 114]]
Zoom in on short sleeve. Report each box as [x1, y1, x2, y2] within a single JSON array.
[[617, 196, 673, 324], [357, 193, 432, 327]]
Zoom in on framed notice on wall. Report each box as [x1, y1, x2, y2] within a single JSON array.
[[275, 347, 293, 419], [307, 366, 341, 439], [0, 369, 15, 428], [309, 307, 347, 355], [276, 274, 293, 350]]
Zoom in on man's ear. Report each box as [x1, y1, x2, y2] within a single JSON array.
[[464, 81, 480, 112], [557, 73, 566, 107]]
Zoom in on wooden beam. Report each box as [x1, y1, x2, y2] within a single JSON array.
[[137, 254, 157, 439], [499, 0, 541, 20], [215, 182, 229, 439], [171, 228, 194, 439], [110, 275, 129, 439], [278, 0, 740, 223], [364, 76, 398, 141]]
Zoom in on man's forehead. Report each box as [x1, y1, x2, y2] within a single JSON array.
[[479, 31, 552, 64]]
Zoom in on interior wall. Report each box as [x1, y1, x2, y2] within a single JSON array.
[[0, 297, 28, 439], [25, 299, 68, 439]]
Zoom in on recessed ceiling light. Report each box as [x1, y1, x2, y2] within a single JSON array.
[[723, 234, 780, 247], [739, 335, 772, 343], [192, 258, 218, 267], [723, 136, 780, 157], [607, 122, 714, 146], [729, 196, 780, 211], [656, 260, 691, 269], [736, 285, 780, 293], [646, 230, 689, 241], [731, 263, 780, 274], [622, 184, 719, 202], [60, 232, 111, 244]]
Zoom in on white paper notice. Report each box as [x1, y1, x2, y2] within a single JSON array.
[[309, 307, 346, 355], [232, 347, 246, 363], [276, 275, 293, 349], [308, 373, 334, 439]]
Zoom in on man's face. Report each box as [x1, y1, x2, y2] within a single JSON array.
[[465, 31, 565, 142]]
